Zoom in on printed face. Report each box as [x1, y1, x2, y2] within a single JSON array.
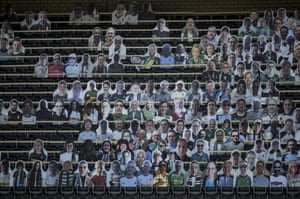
[[192, 47, 200, 58], [176, 140, 187, 156], [237, 100, 246, 112], [103, 142, 111, 152], [126, 162, 135, 175], [186, 18, 195, 29], [273, 162, 281, 173], [103, 83, 110, 92], [158, 142, 166, 151], [23, 101, 32, 114], [206, 162, 216, 177], [290, 163, 298, 174], [239, 162, 248, 174], [287, 141, 296, 151], [143, 162, 151, 173], [84, 120, 92, 130], [120, 143, 127, 151], [207, 27, 216, 40], [79, 163, 87, 174], [175, 162, 182, 172], [58, 83, 66, 93], [191, 162, 199, 174], [68, 56, 76, 65], [137, 152, 145, 166], [66, 142, 74, 152], [159, 103, 168, 115], [49, 163, 57, 173], [216, 131, 224, 141], [231, 131, 239, 142], [39, 13, 47, 24], [115, 101, 123, 114], [64, 162, 71, 170], [122, 132, 131, 141], [34, 141, 42, 152], [197, 141, 204, 152], [176, 121, 184, 131], [283, 99, 292, 114], [94, 29, 101, 39], [223, 162, 232, 176], [267, 100, 277, 113], [160, 120, 169, 131], [247, 154, 255, 165], [167, 132, 176, 142], [112, 162, 120, 173], [98, 55, 104, 64], [256, 162, 264, 174], [152, 131, 161, 141], [146, 101, 153, 109]]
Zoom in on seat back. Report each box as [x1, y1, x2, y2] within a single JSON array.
[[139, 185, 153, 196], [60, 186, 74, 195], [188, 186, 202, 196], [0, 186, 11, 195], [29, 186, 43, 195], [172, 186, 186, 195], [156, 186, 169, 195], [13, 186, 27, 197], [108, 186, 122, 196], [93, 186, 106, 196], [76, 186, 90, 196], [220, 186, 234, 195], [204, 186, 218, 195], [237, 186, 251, 195], [45, 186, 58, 196], [124, 186, 138, 195]]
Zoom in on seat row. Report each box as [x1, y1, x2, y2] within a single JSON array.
[[0, 186, 299, 199]]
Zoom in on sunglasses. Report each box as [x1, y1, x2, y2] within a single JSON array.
[[239, 165, 247, 168]]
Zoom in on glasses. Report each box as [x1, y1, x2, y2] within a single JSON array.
[[232, 135, 239, 137], [239, 165, 247, 168], [223, 104, 230, 106], [197, 145, 204, 147]]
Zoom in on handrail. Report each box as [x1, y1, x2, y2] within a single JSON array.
[[12, 19, 243, 26], [0, 129, 77, 133], [0, 76, 298, 87], [13, 10, 252, 18], [0, 139, 294, 145], [13, 27, 239, 34]]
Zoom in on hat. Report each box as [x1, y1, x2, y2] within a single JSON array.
[[254, 119, 262, 124], [159, 161, 168, 167], [232, 150, 240, 156], [166, 149, 176, 154], [114, 35, 122, 41]]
